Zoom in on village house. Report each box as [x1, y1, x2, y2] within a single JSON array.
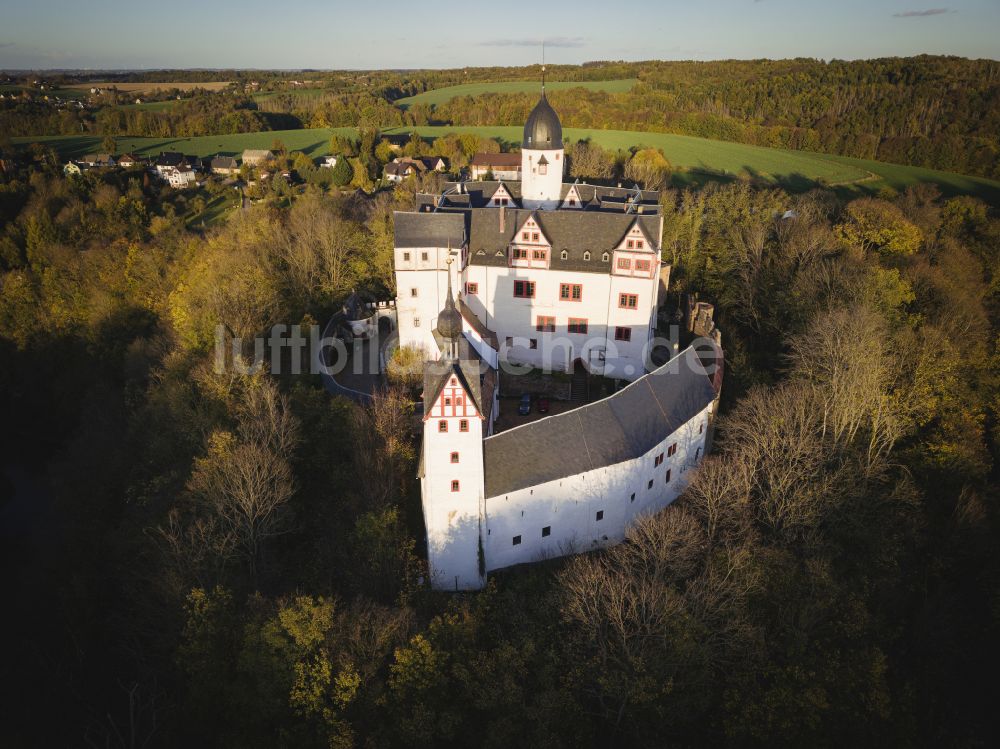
[[80, 153, 116, 168], [162, 164, 197, 188], [469, 152, 522, 180], [241, 149, 274, 167], [210, 155, 240, 175], [116, 153, 143, 168]]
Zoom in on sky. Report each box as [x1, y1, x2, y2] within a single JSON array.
[[0, 0, 998, 70]]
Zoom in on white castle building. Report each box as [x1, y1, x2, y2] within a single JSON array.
[[392, 88, 723, 590]]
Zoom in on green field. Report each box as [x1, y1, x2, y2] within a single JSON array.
[[395, 79, 638, 109], [15, 125, 1000, 205]]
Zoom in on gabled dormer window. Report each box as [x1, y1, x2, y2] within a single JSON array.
[[602, 252, 610, 262], [560, 250, 568, 260], [583, 251, 591, 261]]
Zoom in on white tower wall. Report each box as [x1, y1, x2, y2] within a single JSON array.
[[521, 147, 564, 210]]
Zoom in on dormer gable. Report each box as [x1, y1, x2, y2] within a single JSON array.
[[490, 181, 516, 207], [510, 213, 551, 268], [615, 219, 656, 252], [513, 213, 551, 247], [561, 184, 583, 209]]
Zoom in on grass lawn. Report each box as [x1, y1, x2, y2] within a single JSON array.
[[395, 79, 638, 109], [186, 191, 240, 228], [16, 125, 1000, 205]]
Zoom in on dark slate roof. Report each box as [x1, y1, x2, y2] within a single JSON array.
[[394, 211, 466, 248], [156, 151, 184, 167], [458, 295, 498, 348], [466, 208, 661, 273], [523, 92, 563, 150], [433, 181, 659, 212], [483, 346, 717, 497], [211, 156, 239, 169], [422, 340, 486, 417]]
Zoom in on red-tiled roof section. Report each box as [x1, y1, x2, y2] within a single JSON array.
[[470, 152, 521, 167]]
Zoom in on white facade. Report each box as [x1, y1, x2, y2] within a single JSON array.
[[521, 147, 564, 210], [421, 371, 486, 591], [396, 91, 722, 591], [483, 401, 713, 572]]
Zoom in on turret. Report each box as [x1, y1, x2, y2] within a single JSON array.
[[521, 90, 564, 210], [419, 266, 487, 591]]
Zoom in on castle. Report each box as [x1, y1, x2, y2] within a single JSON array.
[[392, 86, 722, 590]]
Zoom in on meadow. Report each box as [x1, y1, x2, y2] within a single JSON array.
[[16, 124, 1000, 205], [80, 81, 232, 94], [395, 79, 638, 109]]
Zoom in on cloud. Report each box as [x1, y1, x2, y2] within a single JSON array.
[[0, 42, 15, 49], [478, 37, 586, 48], [893, 8, 952, 17]]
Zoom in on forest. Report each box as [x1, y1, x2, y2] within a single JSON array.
[[4, 56, 998, 179], [1, 123, 999, 746]]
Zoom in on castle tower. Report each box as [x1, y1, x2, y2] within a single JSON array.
[[521, 80, 564, 210], [419, 268, 487, 590]]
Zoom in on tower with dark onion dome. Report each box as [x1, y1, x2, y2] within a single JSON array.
[[521, 73, 564, 210]]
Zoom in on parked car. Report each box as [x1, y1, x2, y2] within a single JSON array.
[[536, 397, 551, 414], [518, 393, 532, 415]]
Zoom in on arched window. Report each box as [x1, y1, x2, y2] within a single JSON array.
[[560, 250, 568, 260]]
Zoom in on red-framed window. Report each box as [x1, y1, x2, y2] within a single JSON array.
[[513, 280, 535, 298], [465, 282, 478, 295], [450, 452, 459, 463], [635, 239, 644, 249], [568, 318, 588, 334], [521, 231, 530, 241], [532, 249, 546, 260], [626, 239, 635, 249], [615, 326, 631, 342], [536, 316, 556, 332], [619, 293, 639, 309], [459, 419, 469, 432], [635, 259, 651, 272], [617, 257, 631, 270], [438, 420, 448, 432], [451, 480, 460, 492], [532, 232, 540, 242], [444, 397, 451, 406], [456, 396, 464, 405], [512, 248, 528, 260], [559, 283, 583, 301]]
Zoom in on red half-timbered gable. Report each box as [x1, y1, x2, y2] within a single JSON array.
[[612, 219, 657, 279], [424, 374, 481, 421], [509, 213, 551, 269]]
